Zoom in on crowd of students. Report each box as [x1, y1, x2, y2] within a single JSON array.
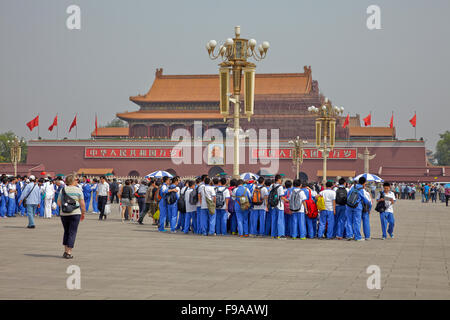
[[132, 174, 399, 241]]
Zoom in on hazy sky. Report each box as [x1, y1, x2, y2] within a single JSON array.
[[1, 0, 449, 151]]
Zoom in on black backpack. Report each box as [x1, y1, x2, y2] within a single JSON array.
[[375, 191, 386, 213], [268, 185, 281, 208], [336, 187, 348, 206], [346, 188, 361, 208], [189, 186, 199, 205], [215, 187, 226, 208], [61, 188, 79, 213], [166, 190, 178, 205], [177, 188, 187, 213]]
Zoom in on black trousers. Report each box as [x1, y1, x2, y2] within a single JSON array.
[[446, 195, 449, 207], [61, 215, 81, 248], [98, 196, 108, 220], [110, 192, 119, 204]]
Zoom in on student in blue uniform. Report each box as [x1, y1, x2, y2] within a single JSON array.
[[52, 178, 64, 216], [283, 180, 293, 237], [158, 176, 169, 232], [264, 180, 273, 236], [302, 182, 317, 238], [16, 176, 24, 216], [233, 179, 251, 237], [167, 177, 180, 233], [38, 178, 45, 217], [270, 175, 286, 239], [7, 177, 17, 217], [334, 178, 349, 239], [345, 177, 372, 241], [215, 177, 230, 236], [82, 180, 92, 212], [0, 179, 7, 218], [91, 178, 99, 214], [228, 179, 238, 235], [289, 179, 307, 240], [249, 177, 267, 237]]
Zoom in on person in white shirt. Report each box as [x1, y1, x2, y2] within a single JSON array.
[[289, 179, 308, 239], [250, 177, 268, 236], [215, 177, 230, 236], [196, 176, 207, 234], [333, 178, 350, 239], [362, 188, 373, 240], [317, 181, 336, 239], [269, 175, 287, 239], [96, 176, 110, 220], [377, 182, 396, 239], [199, 177, 216, 236], [183, 180, 197, 234], [44, 179, 55, 218]]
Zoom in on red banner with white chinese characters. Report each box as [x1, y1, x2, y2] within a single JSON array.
[[251, 148, 357, 160], [85, 148, 183, 159]]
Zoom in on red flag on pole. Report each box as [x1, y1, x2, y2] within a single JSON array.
[[363, 113, 372, 127], [342, 114, 350, 129], [409, 113, 417, 127], [69, 115, 77, 132], [48, 115, 58, 131], [389, 113, 394, 129], [95, 114, 98, 136], [26, 115, 39, 131]]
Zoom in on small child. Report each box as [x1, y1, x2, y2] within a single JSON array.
[[377, 182, 396, 239]]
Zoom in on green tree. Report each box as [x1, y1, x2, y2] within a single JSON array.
[[104, 118, 127, 128], [0, 131, 28, 163], [435, 131, 450, 166]]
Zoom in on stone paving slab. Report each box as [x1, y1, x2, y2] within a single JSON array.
[[0, 199, 449, 299]]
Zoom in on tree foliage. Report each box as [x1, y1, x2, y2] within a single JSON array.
[[435, 131, 450, 166], [0, 131, 28, 163], [104, 118, 127, 128]]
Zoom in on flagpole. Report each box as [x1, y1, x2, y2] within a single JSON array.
[[56, 113, 59, 140], [76, 113, 78, 140], [415, 111, 417, 140], [38, 113, 40, 140]]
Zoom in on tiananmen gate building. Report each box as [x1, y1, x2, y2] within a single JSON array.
[[25, 67, 450, 183]]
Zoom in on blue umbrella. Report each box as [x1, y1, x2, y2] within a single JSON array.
[[145, 170, 173, 179], [354, 173, 384, 183], [240, 172, 259, 180], [445, 184, 450, 189]]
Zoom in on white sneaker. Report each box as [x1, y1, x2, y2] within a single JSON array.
[[365, 238, 371, 241]]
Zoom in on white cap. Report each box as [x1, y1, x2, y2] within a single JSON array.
[[29, 175, 36, 180]]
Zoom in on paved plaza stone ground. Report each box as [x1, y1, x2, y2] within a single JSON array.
[[1, 199, 449, 300]]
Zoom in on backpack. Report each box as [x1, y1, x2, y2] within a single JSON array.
[[316, 194, 326, 211], [347, 188, 361, 208], [375, 191, 386, 213], [289, 189, 303, 212], [227, 188, 236, 213], [304, 189, 318, 219], [189, 186, 199, 205], [252, 186, 263, 205], [177, 188, 187, 213], [336, 187, 348, 205], [166, 190, 178, 205], [268, 185, 281, 208], [236, 187, 250, 211], [215, 187, 226, 209], [61, 188, 79, 214], [284, 189, 292, 215]]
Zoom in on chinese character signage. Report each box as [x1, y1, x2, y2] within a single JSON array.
[[251, 148, 357, 160], [85, 148, 182, 159]]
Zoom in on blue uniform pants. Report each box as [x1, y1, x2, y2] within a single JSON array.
[[196, 207, 202, 234], [249, 209, 261, 235], [318, 210, 335, 239], [208, 211, 216, 235], [380, 211, 395, 238], [7, 198, 16, 217], [347, 207, 363, 240], [183, 211, 195, 233], [215, 209, 228, 235], [344, 207, 354, 238], [168, 204, 178, 232], [284, 214, 291, 237], [257, 210, 266, 236], [264, 210, 271, 235], [335, 205, 347, 238], [26, 204, 37, 227], [236, 208, 249, 236], [92, 192, 99, 212], [271, 208, 285, 237], [306, 216, 318, 238], [158, 201, 168, 231], [84, 195, 91, 212], [199, 208, 209, 235], [0, 196, 7, 217], [362, 211, 371, 239], [230, 212, 237, 234], [290, 212, 307, 238]]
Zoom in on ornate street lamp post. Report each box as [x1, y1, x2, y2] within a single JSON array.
[[206, 26, 269, 179], [7, 136, 23, 177], [308, 99, 344, 184], [289, 136, 308, 180]]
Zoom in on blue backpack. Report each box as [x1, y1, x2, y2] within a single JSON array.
[[347, 188, 361, 208]]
